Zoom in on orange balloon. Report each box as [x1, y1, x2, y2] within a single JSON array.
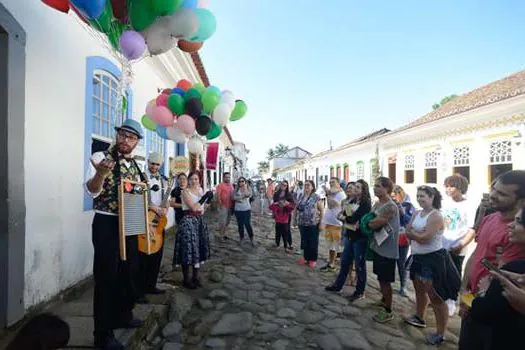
[[176, 79, 193, 92], [177, 40, 204, 53]]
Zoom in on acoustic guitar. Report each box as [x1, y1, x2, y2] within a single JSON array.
[[138, 176, 175, 255]]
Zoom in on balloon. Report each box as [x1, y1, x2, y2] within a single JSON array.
[[201, 90, 220, 114], [188, 136, 204, 155], [156, 94, 169, 107], [144, 16, 175, 55], [162, 88, 173, 95], [169, 8, 198, 39], [221, 90, 236, 108], [212, 103, 232, 127], [120, 31, 146, 60], [197, 0, 208, 8], [196, 115, 212, 136], [157, 125, 169, 139], [110, 0, 127, 22], [70, 5, 89, 23], [177, 39, 203, 53], [168, 94, 185, 115], [185, 98, 203, 118], [89, 1, 114, 33], [184, 88, 202, 101], [206, 121, 222, 140], [145, 99, 156, 115], [192, 82, 206, 94], [70, 0, 106, 19], [141, 114, 157, 131], [230, 100, 248, 121], [181, 0, 198, 9], [41, 0, 70, 13], [176, 79, 193, 92], [191, 8, 216, 42], [171, 87, 185, 96], [151, 106, 174, 127], [151, 0, 182, 16], [166, 126, 187, 142], [176, 114, 196, 135], [106, 23, 125, 50], [205, 85, 221, 97], [129, 0, 157, 31]]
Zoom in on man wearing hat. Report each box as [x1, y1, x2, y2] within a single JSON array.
[[136, 152, 168, 303], [84, 119, 145, 350]]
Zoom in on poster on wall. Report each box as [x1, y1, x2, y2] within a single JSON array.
[[171, 156, 189, 176], [206, 143, 219, 170]]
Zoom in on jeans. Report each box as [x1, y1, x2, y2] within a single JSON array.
[[299, 225, 320, 261], [397, 245, 409, 290], [234, 210, 254, 240], [333, 237, 367, 295]]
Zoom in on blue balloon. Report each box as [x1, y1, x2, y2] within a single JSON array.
[[206, 85, 221, 96], [70, 0, 106, 19], [171, 88, 186, 96], [191, 8, 217, 42], [156, 125, 169, 139], [181, 0, 198, 9]]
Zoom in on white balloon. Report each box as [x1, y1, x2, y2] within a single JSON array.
[[221, 90, 236, 108], [170, 9, 199, 39], [143, 17, 175, 55], [188, 137, 204, 155], [167, 126, 187, 143], [212, 103, 233, 127]]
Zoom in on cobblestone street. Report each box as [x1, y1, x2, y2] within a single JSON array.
[[158, 211, 462, 350]]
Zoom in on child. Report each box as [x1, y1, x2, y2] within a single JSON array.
[[270, 198, 295, 253]]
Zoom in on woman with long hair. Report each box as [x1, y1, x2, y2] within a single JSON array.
[[271, 180, 295, 251], [172, 172, 211, 289], [404, 186, 460, 345], [326, 180, 372, 301], [170, 173, 188, 226], [234, 177, 255, 247], [296, 180, 324, 268]]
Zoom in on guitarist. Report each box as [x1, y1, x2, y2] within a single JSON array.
[[137, 152, 168, 303]]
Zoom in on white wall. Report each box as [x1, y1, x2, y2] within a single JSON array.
[[2, 1, 191, 309]]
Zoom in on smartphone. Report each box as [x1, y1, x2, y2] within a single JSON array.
[[481, 258, 501, 274]]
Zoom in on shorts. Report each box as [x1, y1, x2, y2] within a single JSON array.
[[218, 207, 232, 228], [324, 224, 342, 251], [373, 252, 396, 283]]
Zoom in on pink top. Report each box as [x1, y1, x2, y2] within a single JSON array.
[[216, 183, 234, 209]]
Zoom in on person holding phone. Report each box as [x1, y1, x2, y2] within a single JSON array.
[[459, 204, 525, 349]]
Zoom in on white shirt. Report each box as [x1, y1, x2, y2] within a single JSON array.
[[321, 190, 346, 226], [441, 197, 476, 256], [145, 169, 164, 207]]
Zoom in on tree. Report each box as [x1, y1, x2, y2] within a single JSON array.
[[432, 94, 458, 110], [257, 161, 269, 174], [267, 149, 275, 159], [274, 144, 290, 157]]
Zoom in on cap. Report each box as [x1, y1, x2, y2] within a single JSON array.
[[148, 152, 163, 164], [115, 119, 144, 139]]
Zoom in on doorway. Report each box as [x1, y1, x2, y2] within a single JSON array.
[[0, 4, 26, 328]]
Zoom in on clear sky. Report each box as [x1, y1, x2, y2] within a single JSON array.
[[199, 0, 525, 169]]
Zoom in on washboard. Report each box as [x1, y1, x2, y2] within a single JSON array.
[[118, 179, 150, 260]]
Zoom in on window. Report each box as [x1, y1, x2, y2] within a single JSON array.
[[370, 158, 379, 185], [146, 129, 165, 156], [404, 155, 414, 184], [356, 161, 364, 180], [424, 151, 438, 184], [453, 145, 470, 182], [330, 166, 334, 178], [343, 164, 349, 182], [489, 140, 513, 184], [336, 165, 341, 179]]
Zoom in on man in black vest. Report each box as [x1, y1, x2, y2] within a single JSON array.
[[85, 119, 145, 350]]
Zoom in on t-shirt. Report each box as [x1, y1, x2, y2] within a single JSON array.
[[321, 190, 346, 226], [441, 197, 477, 256], [216, 182, 234, 209], [468, 212, 525, 294], [369, 199, 400, 259]]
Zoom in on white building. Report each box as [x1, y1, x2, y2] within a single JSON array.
[[269, 147, 311, 179], [0, 1, 244, 328]]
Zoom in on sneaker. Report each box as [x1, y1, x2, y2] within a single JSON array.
[[325, 285, 341, 292], [320, 264, 336, 273], [348, 293, 365, 302], [446, 299, 457, 316], [405, 315, 427, 328], [398, 288, 408, 297], [308, 261, 317, 268], [320, 264, 331, 271], [297, 257, 306, 265], [373, 309, 394, 323], [295, 249, 303, 255], [426, 333, 445, 345], [285, 248, 293, 254], [368, 299, 386, 309]]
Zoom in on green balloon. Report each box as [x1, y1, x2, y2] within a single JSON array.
[[141, 114, 157, 131], [202, 90, 220, 114], [151, 0, 183, 16], [129, 0, 157, 31], [206, 121, 222, 140], [192, 82, 206, 94], [230, 100, 248, 121], [184, 88, 202, 102], [168, 94, 185, 115], [106, 22, 125, 51], [90, 1, 114, 33]]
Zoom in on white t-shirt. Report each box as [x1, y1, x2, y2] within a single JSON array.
[[321, 190, 346, 226], [441, 197, 476, 256]]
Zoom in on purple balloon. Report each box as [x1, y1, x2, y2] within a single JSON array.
[[119, 30, 146, 60]]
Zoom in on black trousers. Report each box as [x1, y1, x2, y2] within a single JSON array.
[[450, 251, 465, 278], [92, 214, 138, 340], [275, 223, 292, 248], [137, 231, 164, 296]]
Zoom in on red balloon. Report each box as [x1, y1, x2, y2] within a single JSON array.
[[110, 0, 128, 22], [177, 40, 203, 53], [41, 0, 70, 13], [176, 79, 192, 92]]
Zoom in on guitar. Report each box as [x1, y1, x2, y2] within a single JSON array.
[[138, 176, 175, 255]]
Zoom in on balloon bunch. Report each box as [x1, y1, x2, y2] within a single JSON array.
[[141, 79, 248, 153], [41, 0, 216, 60]]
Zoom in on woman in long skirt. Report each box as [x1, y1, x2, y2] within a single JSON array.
[[173, 172, 211, 289]]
